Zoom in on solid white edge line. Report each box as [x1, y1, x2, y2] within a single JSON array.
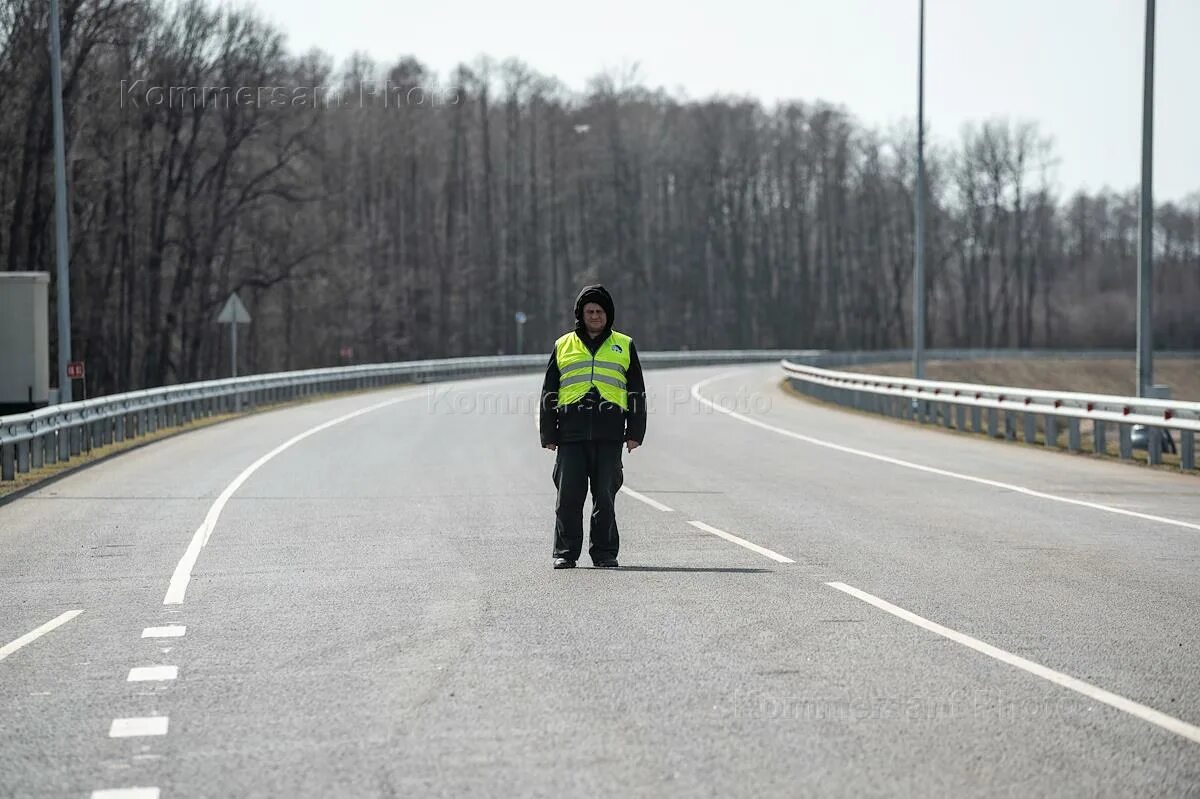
[[91, 789, 160, 799], [620, 486, 674, 512], [687, 520, 795, 563], [141, 625, 185, 638], [163, 391, 425, 605], [109, 717, 169, 738], [690, 372, 1200, 534], [825, 581, 1200, 745], [0, 610, 83, 662]]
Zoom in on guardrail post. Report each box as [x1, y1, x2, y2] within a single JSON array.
[[1148, 428, 1163, 466], [1119, 424, 1133, 460], [1045, 416, 1058, 449], [971, 406, 981, 433], [31, 435, 45, 469], [987, 408, 998, 438], [1022, 413, 1036, 444], [1094, 421, 1107, 455], [70, 425, 83, 456], [1182, 432, 1195, 471], [1004, 412, 1016, 441], [1, 443, 14, 480], [16, 439, 30, 473], [954, 405, 965, 431], [1067, 419, 1081, 452]]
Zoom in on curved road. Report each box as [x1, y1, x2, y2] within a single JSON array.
[[2, 364, 1198, 797]]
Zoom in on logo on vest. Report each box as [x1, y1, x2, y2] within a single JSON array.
[[611, 344, 623, 353]]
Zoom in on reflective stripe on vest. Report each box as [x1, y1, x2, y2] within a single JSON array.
[[554, 330, 633, 410]]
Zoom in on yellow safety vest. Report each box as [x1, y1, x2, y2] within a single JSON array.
[[555, 330, 632, 410]]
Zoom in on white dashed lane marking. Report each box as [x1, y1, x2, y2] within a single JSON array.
[[141, 626, 185, 638], [127, 666, 177, 682], [109, 717, 169, 738]]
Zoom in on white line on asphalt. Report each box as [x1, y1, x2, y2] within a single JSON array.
[[164, 390, 426, 605], [0, 610, 83, 662], [620, 486, 674, 512], [127, 666, 177, 682], [687, 520, 795, 563], [826, 580, 1200, 745], [691, 373, 1200, 534], [141, 626, 185, 638], [92, 789, 160, 799], [109, 717, 169, 738]]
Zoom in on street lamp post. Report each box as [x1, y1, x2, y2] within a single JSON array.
[[49, 0, 73, 403], [1136, 0, 1156, 397], [913, 0, 927, 380]]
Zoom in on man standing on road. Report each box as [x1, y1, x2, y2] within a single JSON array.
[[540, 284, 647, 569]]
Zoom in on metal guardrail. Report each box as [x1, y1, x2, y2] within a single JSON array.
[[781, 357, 1199, 472], [6, 347, 1195, 482], [0, 349, 809, 482]]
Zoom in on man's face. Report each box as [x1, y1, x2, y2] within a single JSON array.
[[582, 302, 607, 335]]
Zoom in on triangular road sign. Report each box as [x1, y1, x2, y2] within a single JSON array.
[[216, 292, 252, 324]]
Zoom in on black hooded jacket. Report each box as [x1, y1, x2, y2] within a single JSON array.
[[539, 285, 647, 446]]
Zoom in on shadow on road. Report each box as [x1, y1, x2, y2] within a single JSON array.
[[588, 566, 771, 573]]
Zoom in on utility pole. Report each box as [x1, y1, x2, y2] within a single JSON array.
[[913, 0, 927, 380], [1136, 0, 1156, 397], [49, 0, 73, 403]]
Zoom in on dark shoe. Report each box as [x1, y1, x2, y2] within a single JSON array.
[[594, 559, 619, 568], [553, 558, 576, 569]]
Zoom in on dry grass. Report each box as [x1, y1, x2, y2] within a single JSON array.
[[847, 358, 1200, 401]]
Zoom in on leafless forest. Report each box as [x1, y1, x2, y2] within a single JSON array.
[[2, 0, 1198, 394]]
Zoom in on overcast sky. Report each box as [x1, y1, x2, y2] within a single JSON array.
[[248, 0, 1199, 201]]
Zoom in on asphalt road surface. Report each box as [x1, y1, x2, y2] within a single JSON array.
[[2, 364, 1199, 798]]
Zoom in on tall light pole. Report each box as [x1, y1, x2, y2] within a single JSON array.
[[1136, 0, 1156, 397], [913, 0, 927, 379], [49, 0, 73, 403]]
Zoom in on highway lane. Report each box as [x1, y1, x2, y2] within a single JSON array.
[[1, 364, 1198, 797]]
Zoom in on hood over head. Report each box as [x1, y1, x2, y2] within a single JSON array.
[[574, 284, 615, 336]]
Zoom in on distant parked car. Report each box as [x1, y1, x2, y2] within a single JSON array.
[[1131, 425, 1178, 454]]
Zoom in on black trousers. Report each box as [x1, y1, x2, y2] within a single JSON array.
[[552, 441, 623, 562]]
